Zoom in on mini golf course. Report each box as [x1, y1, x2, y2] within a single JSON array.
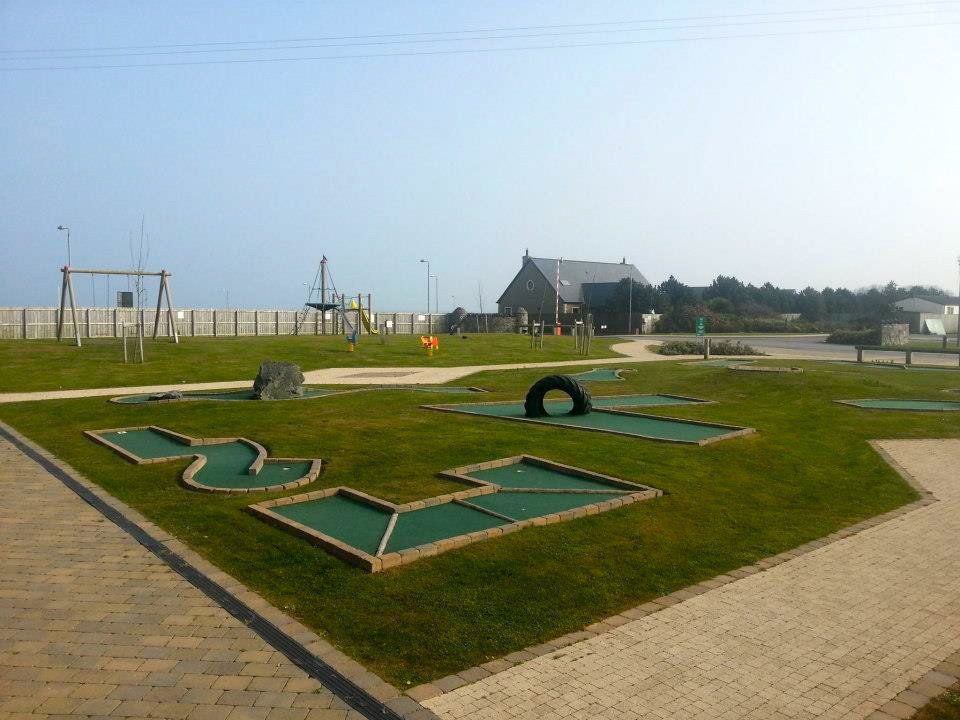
[[682, 359, 753, 368], [112, 388, 341, 404], [250, 455, 660, 572], [87, 426, 322, 493], [111, 385, 485, 404], [568, 368, 629, 382], [837, 399, 960, 411], [424, 394, 753, 445]]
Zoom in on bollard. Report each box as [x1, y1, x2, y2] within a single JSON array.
[[703, 337, 711, 360]]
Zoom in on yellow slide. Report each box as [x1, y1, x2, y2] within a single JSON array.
[[347, 299, 379, 334], [359, 307, 379, 334]]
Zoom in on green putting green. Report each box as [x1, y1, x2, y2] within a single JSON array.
[[569, 368, 626, 382], [426, 395, 749, 445], [385, 503, 506, 553], [251, 456, 659, 570], [92, 428, 314, 491], [112, 387, 341, 404], [378, 385, 486, 394], [465, 463, 623, 491], [682, 359, 752, 368], [273, 495, 391, 555], [466, 491, 625, 520], [838, 399, 960, 411]]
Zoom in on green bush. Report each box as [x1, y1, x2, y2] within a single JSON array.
[[825, 328, 880, 345], [657, 340, 763, 356]]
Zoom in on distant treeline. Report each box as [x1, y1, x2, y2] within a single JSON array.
[[600, 276, 947, 333]]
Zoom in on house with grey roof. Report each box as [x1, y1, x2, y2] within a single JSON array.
[[496, 251, 650, 317], [894, 295, 960, 334]]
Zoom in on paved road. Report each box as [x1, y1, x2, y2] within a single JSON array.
[[425, 440, 960, 720], [621, 333, 960, 366]]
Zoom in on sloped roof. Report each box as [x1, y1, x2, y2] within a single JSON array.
[[918, 295, 960, 305], [528, 257, 649, 303], [900, 295, 960, 306]]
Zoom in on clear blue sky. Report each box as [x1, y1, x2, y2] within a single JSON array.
[[1, 1, 958, 311]]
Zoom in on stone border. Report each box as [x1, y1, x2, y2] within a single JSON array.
[[421, 396, 755, 446], [249, 455, 662, 573], [0, 421, 437, 720], [405, 439, 938, 703], [866, 658, 960, 719], [85, 425, 323, 494], [835, 399, 960, 412]]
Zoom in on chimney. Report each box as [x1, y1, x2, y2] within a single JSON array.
[[621, 257, 627, 265], [522, 248, 530, 265]]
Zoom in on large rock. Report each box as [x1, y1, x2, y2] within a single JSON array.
[[253, 361, 305, 400]]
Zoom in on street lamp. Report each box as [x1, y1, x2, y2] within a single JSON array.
[[430, 274, 439, 313], [419, 259, 430, 332], [57, 225, 71, 266]]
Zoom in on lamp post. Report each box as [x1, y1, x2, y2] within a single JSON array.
[[419, 259, 430, 332], [57, 225, 71, 266], [431, 274, 439, 313]]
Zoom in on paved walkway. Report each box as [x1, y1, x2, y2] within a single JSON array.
[[425, 439, 960, 720], [0, 435, 371, 720]]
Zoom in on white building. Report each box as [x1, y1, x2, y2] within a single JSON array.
[[894, 296, 960, 334]]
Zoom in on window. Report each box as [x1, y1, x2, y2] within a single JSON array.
[[504, 306, 512, 316], [526, 279, 535, 292]]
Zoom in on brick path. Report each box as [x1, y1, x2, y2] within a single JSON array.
[[425, 439, 960, 720], [0, 436, 370, 720]]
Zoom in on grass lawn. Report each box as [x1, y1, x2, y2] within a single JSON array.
[[0, 333, 621, 392], [912, 684, 960, 719], [1, 358, 958, 687]]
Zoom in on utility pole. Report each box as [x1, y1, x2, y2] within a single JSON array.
[[554, 258, 562, 334], [57, 225, 71, 266], [419, 259, 430, 333]]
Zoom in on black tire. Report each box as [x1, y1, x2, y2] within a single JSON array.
[[524, 375, 592, 418]]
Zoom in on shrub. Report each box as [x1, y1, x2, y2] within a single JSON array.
[[825, 328, 880, 345], [657, 340, 764, 356]]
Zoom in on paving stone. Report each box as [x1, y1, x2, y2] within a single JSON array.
[[424, 440, 960, 720], [0, 437, 376, 720]]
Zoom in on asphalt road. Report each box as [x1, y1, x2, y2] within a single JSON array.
[[614, 334, 960, 365]]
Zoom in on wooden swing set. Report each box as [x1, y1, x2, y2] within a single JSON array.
[[56, 265, 179, 348]]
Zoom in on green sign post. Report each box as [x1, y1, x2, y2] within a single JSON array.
[[695, 316, 706, 337]]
